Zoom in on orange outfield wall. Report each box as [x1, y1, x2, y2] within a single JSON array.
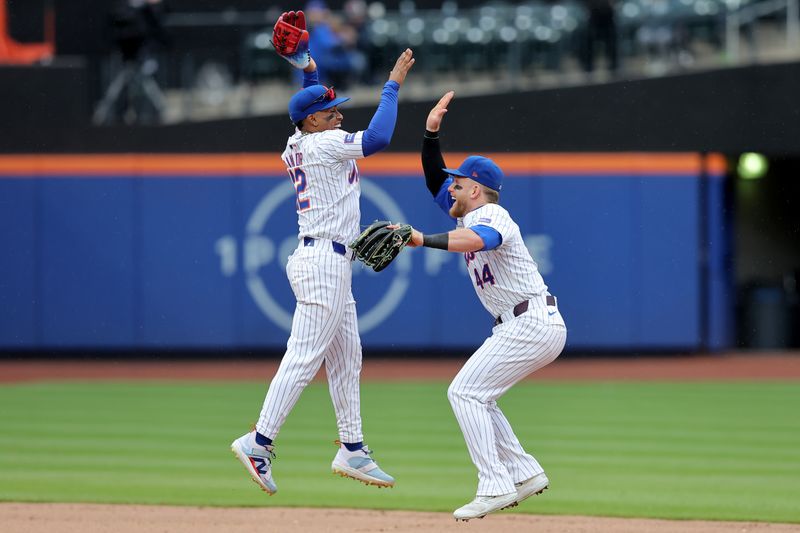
[[0, 153, 727, 177]]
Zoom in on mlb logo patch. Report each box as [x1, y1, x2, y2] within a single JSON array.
[[478, 217, 492, 224], [344, 133, 356, 144]]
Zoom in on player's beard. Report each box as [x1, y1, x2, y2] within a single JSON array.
[[449, 199, 466, 218]]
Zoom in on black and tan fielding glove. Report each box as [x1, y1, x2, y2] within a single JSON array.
[[350, 220, 413, 272]]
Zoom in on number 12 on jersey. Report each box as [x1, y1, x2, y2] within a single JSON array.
[[288, 168, 311, 211]]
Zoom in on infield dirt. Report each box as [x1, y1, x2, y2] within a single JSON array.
[[3, 352, 800, 382], [2, 503, 800, 533]]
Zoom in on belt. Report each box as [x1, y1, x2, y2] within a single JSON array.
[[303, 237, 351, 258], [494, 295, 556, 326]]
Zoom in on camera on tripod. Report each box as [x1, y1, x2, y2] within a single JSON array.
[[93, 0, 168, 125]]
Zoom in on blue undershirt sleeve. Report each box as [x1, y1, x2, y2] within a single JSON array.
[[302, 70, 319, 88], [470, 225, 503, 251], [433, 178, 456, 220], [361, 81, 400, 157]]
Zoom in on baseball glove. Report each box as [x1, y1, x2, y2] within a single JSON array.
[[350, 221, 413, 272], [271, 10, 311, 69]]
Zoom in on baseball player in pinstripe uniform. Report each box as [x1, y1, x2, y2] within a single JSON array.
[[231, 48, 415, 495], [406, 92, 568, 520]]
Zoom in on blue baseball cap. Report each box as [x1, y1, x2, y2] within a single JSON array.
[[288, 85, 350, 123], [443, 155, 504, 192]]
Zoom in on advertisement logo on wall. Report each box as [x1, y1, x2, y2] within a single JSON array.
[[216, 181, 412, 334]]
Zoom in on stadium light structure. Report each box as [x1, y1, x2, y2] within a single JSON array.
[[737, 153, 768, 180]]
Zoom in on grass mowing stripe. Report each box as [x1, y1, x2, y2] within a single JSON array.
[[535, 438, 800, 457], [8, 422, 798, 451], [552, 456, 800, 475], [0, 380, 798, 522]]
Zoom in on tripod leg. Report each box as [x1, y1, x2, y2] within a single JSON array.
[[141, 74, 167, 120], [93, 65, 135, 125]]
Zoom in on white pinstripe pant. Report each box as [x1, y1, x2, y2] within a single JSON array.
[[256, 243, 363, 443], [448, 295, 567, 496]]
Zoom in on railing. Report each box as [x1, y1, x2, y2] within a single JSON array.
[[725, 0, 800, 62], [90, 1, 800, 124]]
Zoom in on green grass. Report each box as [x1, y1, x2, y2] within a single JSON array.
[[0, 380, 799, 522]]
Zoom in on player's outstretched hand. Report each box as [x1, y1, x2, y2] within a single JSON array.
[[426, 91, 454, 132], [407, 228, 423, 247], [388, 49, 415, 86], [389, 224, 423, 247]]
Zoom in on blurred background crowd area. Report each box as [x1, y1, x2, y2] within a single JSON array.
[[3, 1, 800, 352], [2, 0, 799, 124]]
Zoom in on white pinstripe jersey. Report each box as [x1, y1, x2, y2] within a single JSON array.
[[281, 128, 365, 244], [458, 203, 548, 318]]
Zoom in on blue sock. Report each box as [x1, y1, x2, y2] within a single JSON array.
[[343, 441, 363, 451], [255, 432, 273, 447]]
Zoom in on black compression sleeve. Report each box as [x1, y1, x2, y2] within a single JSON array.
[[422, 232, 449, 250], [422, 130, 449, 197]]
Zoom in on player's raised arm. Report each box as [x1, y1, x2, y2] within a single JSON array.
[[422, 91, 454, 197], [301, 57, 319, 87], [360, 49, 415, 157]]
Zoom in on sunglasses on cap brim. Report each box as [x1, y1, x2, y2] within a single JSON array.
[[302, 86, 336, 112]]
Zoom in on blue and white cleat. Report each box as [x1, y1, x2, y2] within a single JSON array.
[[331, 441, 395, 488], [231, 431, 278, 495]]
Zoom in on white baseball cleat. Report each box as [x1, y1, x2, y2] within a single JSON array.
[[515, 472, 549, 504], [453, 492, 518, 521], [331, 441, 395, 487], [230, 431, 278, 495]]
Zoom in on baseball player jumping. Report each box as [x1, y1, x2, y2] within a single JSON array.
[[231, 11, 415, 495], [407, 92, 567, 520]]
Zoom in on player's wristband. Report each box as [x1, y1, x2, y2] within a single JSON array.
[[424, 129, 439, 139], [422, 232, 449, 250]]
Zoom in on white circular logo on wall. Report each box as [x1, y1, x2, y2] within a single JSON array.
[[243, 181, 411, 334]]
